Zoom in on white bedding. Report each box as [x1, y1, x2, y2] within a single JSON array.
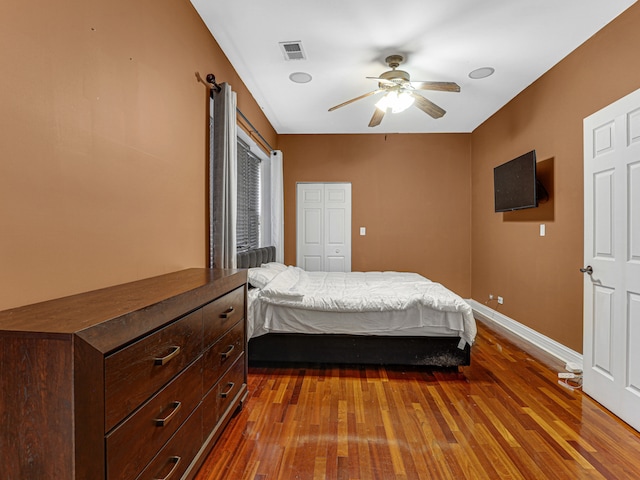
[[247, 265, 476, 347]]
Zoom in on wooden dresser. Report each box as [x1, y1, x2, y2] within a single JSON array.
[[0, 268, 248, 480]]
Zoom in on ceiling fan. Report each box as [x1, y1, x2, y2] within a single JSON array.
[[328, 54, 460, 127]]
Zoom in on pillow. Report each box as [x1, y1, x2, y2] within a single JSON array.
[[260, 262, 288, 272], [248, 267, 279, 289]]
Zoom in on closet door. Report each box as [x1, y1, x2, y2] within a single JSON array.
[[297, 183, 325, 271], [296, 183, 351, 272]]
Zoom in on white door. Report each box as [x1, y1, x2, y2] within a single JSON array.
[[324, 184, 351, 271], [296, 183, 351, 272], [297, 183, 324, 271], [583, 87, 640, 431]]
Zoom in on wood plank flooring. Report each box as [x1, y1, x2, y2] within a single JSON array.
[[195, 321, 640, 479]]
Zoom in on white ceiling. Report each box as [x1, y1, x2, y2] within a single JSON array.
[[191, 0, 636, 134]]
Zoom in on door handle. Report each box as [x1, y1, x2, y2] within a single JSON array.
[[580, 266, 593, 275]]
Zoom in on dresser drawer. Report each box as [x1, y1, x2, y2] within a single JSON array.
[[104, 309, 203, 432], [137, 405, 203, 480], [203, 354, 245, 436], [106, 357, 203, 480], [203, 286, 245, 349], [203, 320, 245, 392]]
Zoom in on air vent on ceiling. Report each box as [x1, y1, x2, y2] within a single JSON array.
[[279, 41, 306, 61]]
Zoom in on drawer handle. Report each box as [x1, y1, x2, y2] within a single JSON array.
[[220, 344, 235, 360], [153, 401, 182, 427], [154, 345, 181, 366], [154, 455, 181, 480], [221, 306, 235, 318], [220, 381, 235, 398]]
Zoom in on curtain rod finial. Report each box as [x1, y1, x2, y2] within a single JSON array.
[[206, 73, 222, 93]]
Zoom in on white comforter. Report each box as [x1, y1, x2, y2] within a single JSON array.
[[250, 266, 476, 346]]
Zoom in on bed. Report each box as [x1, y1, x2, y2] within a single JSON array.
[[238, 247, 476, 367]]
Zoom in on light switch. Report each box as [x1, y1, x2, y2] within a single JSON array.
[[540, 224, 546, 236], [360, 227, 366, 236]]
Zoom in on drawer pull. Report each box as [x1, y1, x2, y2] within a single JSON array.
[[153, 401, 182, 427], [154, 455, 181, 480], [154, 345, 181, 366], [221, 306, 235, 318], [221, 344, 235, 359], [220, 382, 235, 398]]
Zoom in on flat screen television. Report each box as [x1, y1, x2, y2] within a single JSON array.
[[493, 150, 539, 212]]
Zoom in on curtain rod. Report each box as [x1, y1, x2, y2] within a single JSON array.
[[206, 73, 275, 153], [235, 108, 275, 153]]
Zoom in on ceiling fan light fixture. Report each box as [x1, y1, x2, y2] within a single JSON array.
[[376, 90, 414, 113]]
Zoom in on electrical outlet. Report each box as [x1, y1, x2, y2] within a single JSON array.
[[497, 296, 504, 305]]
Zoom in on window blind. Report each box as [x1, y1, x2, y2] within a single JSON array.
[[237, 138, 261, 252]]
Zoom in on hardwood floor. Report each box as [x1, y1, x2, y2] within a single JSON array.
[[195, 321, 640, 479]]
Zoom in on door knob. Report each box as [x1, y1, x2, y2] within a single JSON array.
[[580, 265, 593, 275]]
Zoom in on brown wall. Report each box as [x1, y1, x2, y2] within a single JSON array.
[[0, 0, 275, 311], [279, 134, 472, 297], [470, 3, 640, 352], [279, 4, 640, 353], [3, 0, 639, 355]]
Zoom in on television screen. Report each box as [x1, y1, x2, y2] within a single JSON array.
[[494, 150, 538, 212]]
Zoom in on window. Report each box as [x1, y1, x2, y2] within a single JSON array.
[[236, 138, 261, 252]]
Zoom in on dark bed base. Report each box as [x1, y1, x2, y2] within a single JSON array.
[[248, 333, 471, 368]]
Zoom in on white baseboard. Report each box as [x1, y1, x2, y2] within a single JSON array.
[[467, 299, 583, 369]]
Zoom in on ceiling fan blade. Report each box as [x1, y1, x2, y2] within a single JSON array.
[[412, 81, 460, 92], [328, 89, 384, 112], [366, 77, 398, 87], [368, 108, 385, 127], [410, 92, 446, 119]]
